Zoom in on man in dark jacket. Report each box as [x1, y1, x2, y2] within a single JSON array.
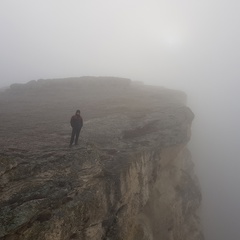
[[70, 109, 83, 146]]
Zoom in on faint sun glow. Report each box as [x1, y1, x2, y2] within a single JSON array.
[[164, 35, 181, 47], [161, 26, 184, 48]]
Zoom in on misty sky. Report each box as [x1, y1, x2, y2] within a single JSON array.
[[1, 0, 239, 90], [1, 1, 240, 240]]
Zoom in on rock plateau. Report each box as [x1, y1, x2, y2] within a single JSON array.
[[0, 77, 203, 240]]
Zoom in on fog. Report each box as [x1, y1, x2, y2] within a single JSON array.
[[1, 1, 240, 239]]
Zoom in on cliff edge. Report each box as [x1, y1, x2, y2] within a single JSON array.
[[0, 77, 203, 240]]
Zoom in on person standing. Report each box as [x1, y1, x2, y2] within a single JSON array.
[[70, 109, 83, 147]]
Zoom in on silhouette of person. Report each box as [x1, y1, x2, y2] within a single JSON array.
[[70, 109, 83, 147]]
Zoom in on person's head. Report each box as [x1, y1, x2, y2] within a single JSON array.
[[76, 110, 80, 115]]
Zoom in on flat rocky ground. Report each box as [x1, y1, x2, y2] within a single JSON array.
[[0, 77, 188, 153], [0, 78, 192, 190]]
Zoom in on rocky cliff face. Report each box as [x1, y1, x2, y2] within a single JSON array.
[[0, 77, 203, 240]]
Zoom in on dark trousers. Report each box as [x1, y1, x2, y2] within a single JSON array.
[[70, 128, 81, 145]]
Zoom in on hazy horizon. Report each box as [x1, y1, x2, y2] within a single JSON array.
[[1, 1, 240, 239]]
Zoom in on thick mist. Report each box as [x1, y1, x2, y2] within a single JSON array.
[[1, 1, 240, 239]]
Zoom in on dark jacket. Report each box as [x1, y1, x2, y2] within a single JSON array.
[[70, 114, 83, 129]]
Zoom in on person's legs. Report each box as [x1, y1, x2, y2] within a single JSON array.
[[75, 128, 81, 145], [70, 128, 76, 146]]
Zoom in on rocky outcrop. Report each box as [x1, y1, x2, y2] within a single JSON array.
[[0, 77, 203, 240]]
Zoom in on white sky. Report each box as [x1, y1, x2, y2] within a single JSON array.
[[1, 1, 240, 240], [0, 0, 239, 89]]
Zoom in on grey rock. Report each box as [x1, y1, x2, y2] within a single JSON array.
[[0, 77, 202, 240]]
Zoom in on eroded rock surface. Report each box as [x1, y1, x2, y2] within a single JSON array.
[[0, 77, 203, 240]]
